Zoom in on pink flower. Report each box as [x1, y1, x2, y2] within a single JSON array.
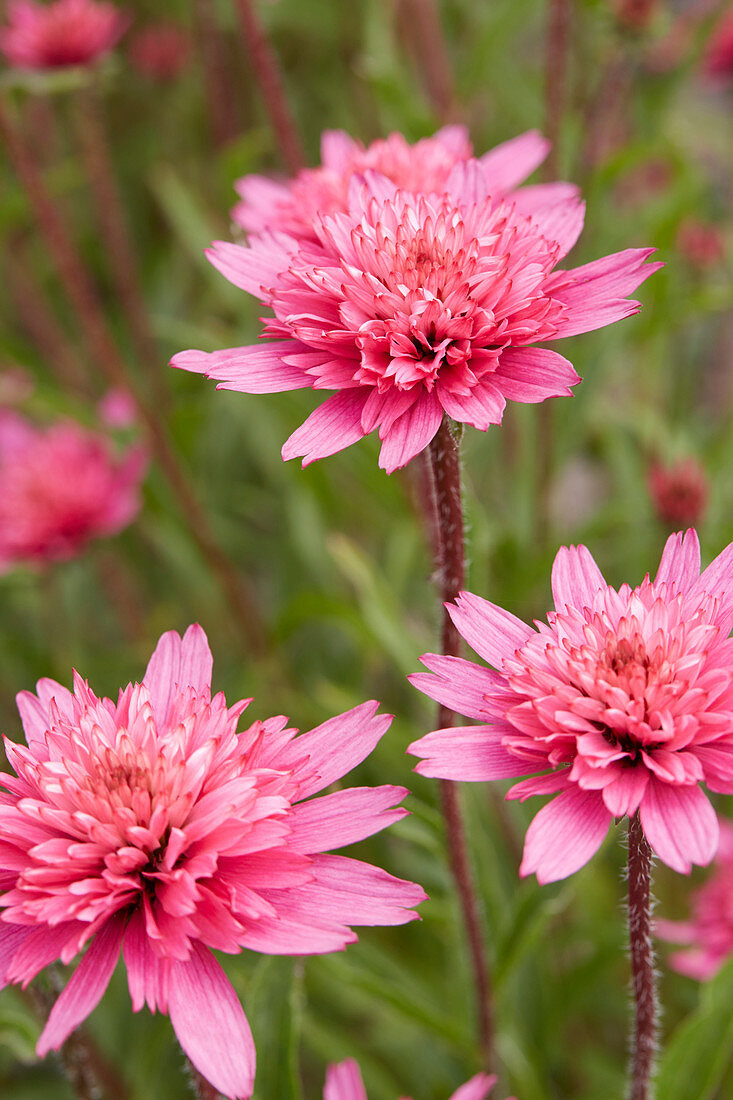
[[324, 1059, 499, 1100], [173, 155, 660, 473], [0, 0, 128, 70], [705, 8, 733, 79], [408, 530, 733, 883], [658, 820, 733, 979], [232, 126, 567, 243], [0, 410, 146, 572], [676, 218, 725, 269], [648, 458, 708, 529], [0, 626, 425, 1099], [127, 21, 190, 82]]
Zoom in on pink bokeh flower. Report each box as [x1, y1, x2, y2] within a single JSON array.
[[0, 0, 128, 70], [0, 626, 425, 1098], [127, 21, 190, 83], [174, 150, 660, 473], [324, 1059, 499, 1100], [705, 8, 733, 79], [658, 820, 733, 979], [408, 530, 733, 883], [648, 457, 708, 529], [0, 410, 146, 572]]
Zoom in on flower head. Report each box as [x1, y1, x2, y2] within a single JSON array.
[[174, 153, 660, 473], [705, 8, 733, 79], [127, 21, 190, 82], [658, 820, 733, 979], [0, 0, 128, 70], [0, 626, 424, 1098], [0, 410, 146, 572], [648, 457, 708, 529], [409, 530, 733, 883], [324, 1059, 499, 1100]]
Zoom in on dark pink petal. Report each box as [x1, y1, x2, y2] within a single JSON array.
[[654, 529, 701, 591], [549, 249, 663, 338], [551, 544, 606, 612], [450, 1074, 498, 1100], [6, 921, 83, 985], [123, 909, 169, 1013], [288, 786, 408, 853], [143, 624, 213, 727], [171, 342, 311, 393], [493, 347, 580, 404], [448, 591, 534, 668], [237, 915, 356, 955], [324, 1059, 369, 1100], [601, 766, 649, 817], [438, 382, 506, 430], [168, 943, 255, 1100], [409, 725, 534, 781], [506, 771, 572, 801], [0, 925, 32, 987], [377, 391, 443, 473], [639, 780, 719, 873], [281, 390, 369, 466], [478, 129, 550, 192], [520, 788, 612, 883], [36, 914, 125, 1056], [408, 652, 512, 720]]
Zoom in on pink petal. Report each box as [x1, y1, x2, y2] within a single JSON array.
[[601, 766, 649, 817], [0, 925, 32, 987], [288, 786, 408, 853], [437, 381, 506, 430], [551, 544, 606, 612], [520, 788, 612, 883], [409, 725, 534, 781], [448, 591, 534, 668], [529, 198, 585, 260], [639, 780, 719, 873], [377, 391, 444, 473], [171, 342, 311, 393], [479, 129, 550, 192], [37, 914, 125, 1056], [450, 1074, 498, 1100], [693, 539, 733, 605], [281, 390, 369, 466], [654, 529, 701, 591], [122, 909, 168, 1013], [324, 1059, 369, 1100], [321, 129, 361, 172], [408, 652, 511, 721], [206, 237, 295, 297], [548, 248, 663, 338], [168, 943, 255, 1100], [511, 181, 580, 217], [143, 624, 213, 727], [493, 347, 580, 404]]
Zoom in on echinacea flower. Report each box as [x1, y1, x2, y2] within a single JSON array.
[[232, 126, 571, 244], [127, 21, 190, 83], [705, 7, 733, 79], [174, 153, 660, 473], [658, 820, 733, 979], [409, 530, 733, 883], [0, 0, 128, 70], [0, 409, 146, 573], [648, 457, 708, 529], [0, 626, 425, 1098], [324, 1059, 500, 1100]]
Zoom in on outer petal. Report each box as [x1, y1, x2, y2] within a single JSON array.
[[281, 390, 369, 466], [529, 198, 585, 261], [408, 653, 513, 721], [0, 925, 32, 987], [321, 129, 361, 172], [36, 915, 125, 1056], [551, 544, 606, 612], [479, 129, 550, 192], [143, 624, 213, 727], [448, 591, 534, 669], [206, 236, 297, 297], [171, 342, 311, 393], [287, 786, 408, 853], [493, 347, 580, 404], [123, 909, 169, 1013], [409, 725, 535, 781], [377, 391, 443, 473], [437, 381, 506, 431], [548, 248, 663, 339], [639, 780, 719, 874], [692, 539, 733, 605], [450, 1074, 498, 1100], [654, 529, 701, 592], [168, 943, 255, 1100], [324, 1059, 369, 1100], [519, 788, 612, 883]]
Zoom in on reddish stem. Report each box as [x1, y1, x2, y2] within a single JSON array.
[[627, 812, 658, 1100], [233, 0, 305, 174], [428, 417, 494, 1069], [193, 0, 241, 148], [399, 0, 457, 122]]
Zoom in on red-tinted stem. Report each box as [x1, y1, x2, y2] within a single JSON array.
[[428, 417, 494, 1068], [627, 812, 658, 1100], [399, 0, 457, 122], [0, 99, 265, 655], [234, 0, 305, 174], [188, 1064, 220, 1100], [193, 0, 241, 148]]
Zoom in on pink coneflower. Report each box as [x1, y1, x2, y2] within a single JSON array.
[[0, 0, 128, 70], [648, 457, 708, 529], [0, 409, 146, 572], [705, 8, 733, 79], [232, 126, 569, 243], [658, 820, 733, 979], [324, 1059, 499, 1100], [408, 530, 733, 883], [0, 626, 425, 1099], [174, 156, 660, 473], [127, 21, 190, 83], [676, 218, 725, 270]]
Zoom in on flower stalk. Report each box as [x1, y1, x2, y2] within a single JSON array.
[[427, 416, 494, 1068], [628, 811, 658, 1100]]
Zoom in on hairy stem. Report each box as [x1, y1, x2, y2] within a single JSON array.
[[188, 1063, 220, 1100], [627, 812, 658, 1100], [427, 417, 494, 1069]]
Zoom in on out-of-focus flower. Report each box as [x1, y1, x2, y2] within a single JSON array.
[[615, 158, 673, 208], [0, 409, 146, 572], [610, 0, 659, 32], [648, 457, 708, 528], [0, 625, 425, 1098], [127, 21, 190, 82], [0, 368, 33, 406], [232, 127, 575, 244], [97, 387, 138, 429], [676, 218, 725, 270], [324, 1060, 500, 1100], [0, 0, 128, 70], [174, 152, 660, 473], [409, 530, 733, 883], [658, 820, 733, 979], [705, 8, 733, 79]]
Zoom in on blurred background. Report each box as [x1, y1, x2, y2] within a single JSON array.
[[2, 0, 733, 1097]]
